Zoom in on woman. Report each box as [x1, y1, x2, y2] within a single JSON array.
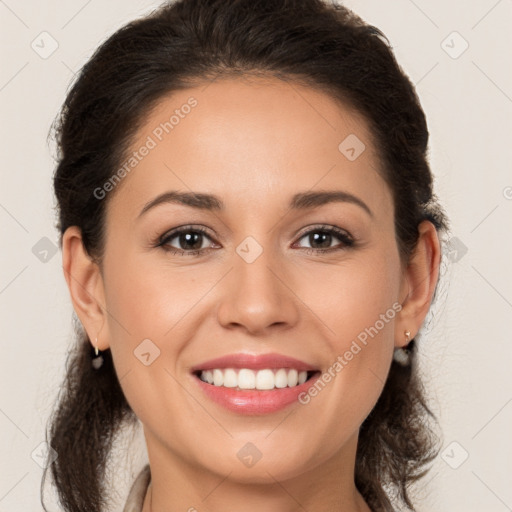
[[42, 0, 449, 511]]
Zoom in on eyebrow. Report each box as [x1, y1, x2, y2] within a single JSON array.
[[138, 189, 373, 218]]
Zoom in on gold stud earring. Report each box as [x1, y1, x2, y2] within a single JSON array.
[[393, 330, 412, 366], [92, 336, 104, 370]]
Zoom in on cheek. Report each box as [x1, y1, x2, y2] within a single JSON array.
[[299, 250, 400, 349], [101, 251, 224, 394], [294, 247, 400, 425], [100, 256, 195, 428], [103, 251, 207, 336]]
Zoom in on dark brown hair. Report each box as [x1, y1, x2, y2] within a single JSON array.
[[43, 1, 449, 511]]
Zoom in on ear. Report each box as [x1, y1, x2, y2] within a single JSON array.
[[61, 226, 110, 350], [395, 220, 441, 348]]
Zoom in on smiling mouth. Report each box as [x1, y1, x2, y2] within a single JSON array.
[[194, 368, 319, 391]]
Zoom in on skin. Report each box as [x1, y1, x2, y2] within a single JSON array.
[[62, 76, 441, 512]]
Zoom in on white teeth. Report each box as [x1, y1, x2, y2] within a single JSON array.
[[238, 369, 256, 389], [274, 368, 288, 388], [223, 368, 237, 388], [287, 369, 298, 387], [256, 369, 274, 390], [199, 368, 310, 390], [213, 369, 224, 386]]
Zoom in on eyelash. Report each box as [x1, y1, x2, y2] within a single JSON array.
[[155, 224, 356, 257]]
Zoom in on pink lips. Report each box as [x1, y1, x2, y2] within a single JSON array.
[[190, 352, 320, 415], [190, 352, 318, 372]]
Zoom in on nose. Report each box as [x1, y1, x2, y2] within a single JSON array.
[[216, 244, 300, 336]]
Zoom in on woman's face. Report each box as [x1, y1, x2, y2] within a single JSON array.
[[97, 76, 407, 483]]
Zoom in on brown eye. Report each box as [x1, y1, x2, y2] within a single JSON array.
[[157, 226, 217, 256], [295, 226, 354, 253]]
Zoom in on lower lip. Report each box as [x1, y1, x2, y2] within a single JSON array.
[[193, 373, 321, 415]]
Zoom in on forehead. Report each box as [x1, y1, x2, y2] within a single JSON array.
[[106, 76, 391, 220]]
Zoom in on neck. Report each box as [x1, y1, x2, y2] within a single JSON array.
[[141, 431, 371, 512]]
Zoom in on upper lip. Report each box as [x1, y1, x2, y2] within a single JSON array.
[[190, 352, 319, 372]]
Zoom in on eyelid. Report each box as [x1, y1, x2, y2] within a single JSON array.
[[292, 224, 355, 252], [294, 223, 353, 240], [157, 224, 352, 244], [156, 222, 355, 257], [157, 224, 218, 246]]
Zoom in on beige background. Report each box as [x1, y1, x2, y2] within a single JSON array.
[[1, 0, 511, 510]]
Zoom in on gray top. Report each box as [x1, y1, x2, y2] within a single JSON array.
[[123, 464, 151, 512]]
